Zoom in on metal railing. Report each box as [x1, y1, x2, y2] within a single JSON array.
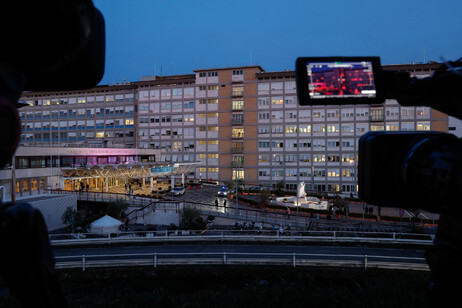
[[50, 229, 434, 247], [126, 200, 182, 224], [47, 189, 158, 206], [54, 251, 429, 272]]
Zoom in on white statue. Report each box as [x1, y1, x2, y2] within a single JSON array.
[[296, 181, 306, 205]]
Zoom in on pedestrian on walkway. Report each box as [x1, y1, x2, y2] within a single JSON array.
[[224, 199, 227, 207], [215, 199, 219, 207]]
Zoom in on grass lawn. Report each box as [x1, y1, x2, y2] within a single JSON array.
[[0, 266, 431, 307]]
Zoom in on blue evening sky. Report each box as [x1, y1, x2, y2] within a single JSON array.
[[93, 0, 462, 85]]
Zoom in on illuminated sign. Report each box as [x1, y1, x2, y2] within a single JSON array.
[[151, 166, 174, 175]]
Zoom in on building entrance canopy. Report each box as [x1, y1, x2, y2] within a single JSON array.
[[61, 162, 201, 179]]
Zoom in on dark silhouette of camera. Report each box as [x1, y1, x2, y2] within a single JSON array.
[[297, 56, 462, 304], [0, 1, 105, 306]]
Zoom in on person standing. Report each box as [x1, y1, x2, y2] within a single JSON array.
[[215, 199, 219, 207]]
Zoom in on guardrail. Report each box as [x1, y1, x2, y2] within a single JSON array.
[[54, 251, 429, 272], [50, 229, 434, 246], [47, 189, 155, 206]]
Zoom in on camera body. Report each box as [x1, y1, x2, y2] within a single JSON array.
[[296, 56, 462, 211], [358, 131, 459, 212], [297, 56, 462, 304], [0, 1, 105, 306]]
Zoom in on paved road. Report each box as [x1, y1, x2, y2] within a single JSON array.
[[53, 244, 427, 264]]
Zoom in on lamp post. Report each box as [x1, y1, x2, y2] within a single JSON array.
[[235, 157, 239, 221]]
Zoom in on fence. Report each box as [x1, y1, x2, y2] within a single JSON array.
[[54, 251, 429, 272], [50, 229, 434, 246], [47, 189, 156, 206]]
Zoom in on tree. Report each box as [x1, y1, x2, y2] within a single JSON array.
[[333, 196, 349, 218], [180, 206, 206, 230], [224, 180, 235, 190], [276, 180, 285, 191], [275, 180, 285, 196], [259, 189, 272, 206], [61, 206, 83, 233], [106, 200, 129, 219], [225, 178, 244, 193]]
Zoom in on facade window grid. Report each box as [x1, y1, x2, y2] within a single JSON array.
[[18, 65, 444, 192]]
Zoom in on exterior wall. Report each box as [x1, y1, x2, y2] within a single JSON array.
[[29, 194, 77, 231], [0, 146, 160, 202], [19, 86, 138, 147], [17, 64, 448, 193], [448, 116, 462, 137]]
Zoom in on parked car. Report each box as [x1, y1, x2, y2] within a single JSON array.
[[171, 186, 185, 196], [248, 186, 263, 191]]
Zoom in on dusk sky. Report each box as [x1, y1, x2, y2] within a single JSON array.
[[93, 0, 462, 85]]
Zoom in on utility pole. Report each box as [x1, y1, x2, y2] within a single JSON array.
[[235, 158, 239, 221], [10, 156, 15, 203]]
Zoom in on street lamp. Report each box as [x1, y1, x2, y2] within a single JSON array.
[[235, 157, 239, 221]]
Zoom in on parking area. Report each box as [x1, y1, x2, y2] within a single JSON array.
[[171, 185, 230, 207]]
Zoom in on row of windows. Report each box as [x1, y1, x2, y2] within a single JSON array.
[[20, 109, 134, 119], [258, 168, 356, 178], [198, 71, 218, 77], [21, 119, 134, 130], [25, 95, 135, 107], [258, 122, 431, 133], [258, 138, 355, 149], [257, 81, 297, 93], [21, 131, 134, 141], [14, 155, 138, 169], [257, 96, 297, 106], [258, 153, 355, 163]]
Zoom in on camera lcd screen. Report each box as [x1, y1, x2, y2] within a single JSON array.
[[296, 57, 383, 105], [307, 60, 376, 99]]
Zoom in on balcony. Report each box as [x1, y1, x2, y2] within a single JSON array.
[[232, 132, 244, 139], [231, 90, 244, 97], [232, 160, 244, 168], [370, 114, 385, 122], [231, 117, 244, 125], [232, 146, 244, 153]]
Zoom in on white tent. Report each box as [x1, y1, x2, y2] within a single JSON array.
[[90, 215, 122, 234]]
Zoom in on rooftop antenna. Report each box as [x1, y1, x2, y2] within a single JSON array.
[[250, 48, 252, 65]]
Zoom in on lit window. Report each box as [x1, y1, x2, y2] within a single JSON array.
[[416, 122, 431, 131]]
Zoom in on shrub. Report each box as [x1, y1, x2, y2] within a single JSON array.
[[180, 207, 206, 230]]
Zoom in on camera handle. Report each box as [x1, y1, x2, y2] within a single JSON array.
[[0, 202, 67, 307]]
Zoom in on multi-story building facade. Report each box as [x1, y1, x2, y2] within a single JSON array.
[[16, 63, 448, 194], [19, 84, 138, 147]]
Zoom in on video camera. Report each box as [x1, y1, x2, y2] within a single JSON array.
[[0, 1, 105, 307], [296, 56, 462, 304], [296, 56, 462, 211]]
